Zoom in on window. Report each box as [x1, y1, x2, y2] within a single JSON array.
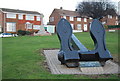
[[6, 22, 16, 32], [89, 17, 93, 19], [115, 21, 118, 25], [77, 18, 81, 21], [77, 24, 81, 30], [70, 17, 74, 21], [102, 22, 106, 24], [108, 15, 112, 19], [6, 13, 16, 18], [84, 18, 87, 22], [50, 17, 54, 22], [18, 14, 23, 20], [26, 15, 34, 20], [71, 24, 74, 29], [63, 16, 66, 19], [26, 22, 32, 29], [116, 16, 118, 19], [36, 16, 40, 21], [33, 25, 40, 29], [27, 24, 32, 29]]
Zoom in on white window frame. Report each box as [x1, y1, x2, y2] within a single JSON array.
[[33, 25, 40, 29], [26, 15, 34, 20], [84, 18, 87, 22], [6, 22, 16, 32], [108, 15, 112, 19], [71, 24, 74, 29], [102, 22, 106, 25], [77, 18, 81, 21], [115, 21, 118, 25], [70, 16, 74, 21], [18, 14, 23, 20], [26, 24, 32, 29], [36, 16, 41, 21], [63, 16, 66, 19], [116, 16, 118, 20], [50, 17, 54, 22], [89, 17, 93, 19], [77, 24, 82, 30], [6, 13, 16, 19]]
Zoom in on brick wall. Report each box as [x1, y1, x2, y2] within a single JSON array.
[[49, 10, 61, 25], [49, 14, 90, 32], [49, 10, 119, 32], [0, 11, 2, 32], [0, 11, 4, 32], [4, 14, 42, 33]]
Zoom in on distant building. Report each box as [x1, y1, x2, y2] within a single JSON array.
[[0, 8, 44, 33], [48, 8, 89, 32], [48, 8, 118, 32]]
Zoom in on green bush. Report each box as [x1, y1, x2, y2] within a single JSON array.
[[17, 30, 31, 36], [26, 31, 31, 35], [107, 25, 120, 29]]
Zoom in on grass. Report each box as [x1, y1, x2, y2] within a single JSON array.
[[2, 31, 119, 79]]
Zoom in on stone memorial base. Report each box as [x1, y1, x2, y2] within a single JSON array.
[[34, 26, 51, 36], [43, 49, 119, 74], [34, 31, 51, 36]]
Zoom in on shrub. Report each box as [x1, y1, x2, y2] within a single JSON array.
[[26, 31, 31, 35], [104, 25, 108, 29], [17, 30, 26, 36], [107, 25, 120, 29]]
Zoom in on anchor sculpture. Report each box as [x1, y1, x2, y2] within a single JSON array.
[[56, 18, 113, 68]]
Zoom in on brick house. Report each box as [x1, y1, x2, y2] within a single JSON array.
[[0, 8, 44, 33], [48, 8, 118, 32]]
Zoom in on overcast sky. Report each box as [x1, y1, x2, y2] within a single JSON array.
[[0, 0, 119, 24]]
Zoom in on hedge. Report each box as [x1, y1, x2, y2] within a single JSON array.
[[107, 25, 120, 29]]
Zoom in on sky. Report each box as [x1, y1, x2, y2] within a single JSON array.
[[0, 0, 120, 24]]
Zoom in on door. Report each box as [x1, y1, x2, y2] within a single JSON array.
[[84, 24, 87, 31]]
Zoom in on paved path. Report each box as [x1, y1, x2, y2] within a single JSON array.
[[43, 50, 119, 74]]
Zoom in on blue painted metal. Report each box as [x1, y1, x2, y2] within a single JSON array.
[[71, 34, 88, 52], [57, 18, 80, 67], [56, 18, 113, 67]]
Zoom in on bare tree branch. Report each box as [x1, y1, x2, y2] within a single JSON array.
[[76, 1, 117, 19]]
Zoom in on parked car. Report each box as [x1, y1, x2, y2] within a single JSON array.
[[0, 33, 18, 38]]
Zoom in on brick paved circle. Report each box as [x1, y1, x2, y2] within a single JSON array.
[[43, 50, 119, 74]]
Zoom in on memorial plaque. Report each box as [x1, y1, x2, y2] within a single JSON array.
[[79, 61, 101, 67]]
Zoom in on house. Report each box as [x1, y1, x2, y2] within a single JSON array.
[[48, 8, 89, 32], [48, 8, 118, 32], [0, 8, 44, 33]]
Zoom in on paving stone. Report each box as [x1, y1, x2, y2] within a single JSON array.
[[43, 50, 120, 74]]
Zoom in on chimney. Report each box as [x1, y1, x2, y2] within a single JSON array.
[[60, 7, 63, 10], [75, 9, 78, 12]]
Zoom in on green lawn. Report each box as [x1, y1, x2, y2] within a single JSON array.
[[2, 31, 119, 79]]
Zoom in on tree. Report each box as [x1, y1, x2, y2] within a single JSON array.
[[76, 0, 117, 19], [118, 15, 120, 25]]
